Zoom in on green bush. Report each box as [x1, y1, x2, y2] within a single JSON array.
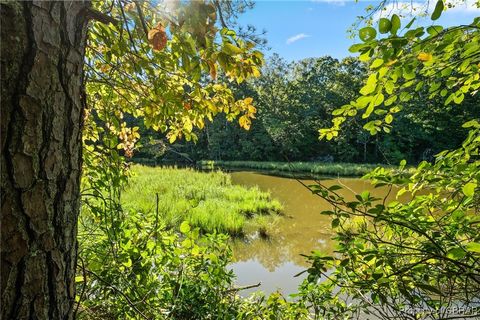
[[78, 215, 243, 319]]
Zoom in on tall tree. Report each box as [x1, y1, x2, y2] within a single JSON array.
[[1, 1, 90, 318]]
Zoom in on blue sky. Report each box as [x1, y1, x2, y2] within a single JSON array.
[[237, 0, 480, 61]]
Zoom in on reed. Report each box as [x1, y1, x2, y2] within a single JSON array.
[[199, 160, 391, 177]]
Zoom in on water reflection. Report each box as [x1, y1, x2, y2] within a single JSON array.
[[229, 171, 397, 296]]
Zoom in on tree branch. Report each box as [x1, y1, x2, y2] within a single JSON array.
[[84, 7, 118, 26]]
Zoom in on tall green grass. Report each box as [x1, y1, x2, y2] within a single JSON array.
[[121, 165, 282, 236], [199, 160, 391, 177]]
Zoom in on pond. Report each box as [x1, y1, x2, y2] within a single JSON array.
[[229, 171, 397, 297]]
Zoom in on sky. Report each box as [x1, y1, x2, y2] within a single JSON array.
[[236, 0, 480, 61]]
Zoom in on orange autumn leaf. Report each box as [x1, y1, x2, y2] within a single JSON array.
[[208, 60, 217, 79], [184, 102, 192, 110], [148, 23, 167, 51]]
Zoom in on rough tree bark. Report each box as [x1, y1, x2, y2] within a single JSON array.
[[1, 1, 89, 318]]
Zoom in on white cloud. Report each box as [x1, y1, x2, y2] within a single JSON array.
[[286, 33, 311, 44], [311, 0, 347, 6], [311, 0, 384, 6]]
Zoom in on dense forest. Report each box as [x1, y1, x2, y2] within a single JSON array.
[[133, 54, 480, 165]]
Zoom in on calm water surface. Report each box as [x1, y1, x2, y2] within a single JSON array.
[[229, 171, 397, 296]]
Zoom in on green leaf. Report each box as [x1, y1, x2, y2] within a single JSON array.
[[340, 258, 350, 267], [431, 0, 444, 20], [385, 81, 395, 95], [332, 218, 340, 228], [405, 18, 416, 29], [328, 185, 343, 191], [373, 92, 384, 106], [462, 120, 480, 128], [364, 102, 375, 118], [385, 114, 393, 124], [391, 14, 401, 34], [465, 242, 480, 254], [332, 108, 345, 116], [462, 182, 476, 197], [384, 95, 397, 106], [123, 259, 132, 268], [453, 92, 464, 104], [427, 25, 443, 35], [360, 190, 370, 201], [359, 27, 377, 42], [447, 247, 466, 260], [180, 221, 191, 233], [370, 58, 384, 69], [360, 73, 377, 95], [349, 43, 368, 53], [379, 18, 392, 34], [222, 43, 243, 55]]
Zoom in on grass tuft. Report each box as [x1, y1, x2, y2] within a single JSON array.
[[121, 165, 282, 236]]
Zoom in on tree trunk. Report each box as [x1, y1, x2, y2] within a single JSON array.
[[1, 1, 89, 319]]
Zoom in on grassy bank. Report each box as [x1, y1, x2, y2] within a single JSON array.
[[199, 160, 390, 177], [121, 165, 282, 236]]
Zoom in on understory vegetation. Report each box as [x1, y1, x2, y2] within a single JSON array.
[[198, 160, 390, 177], [121, 165, 282, 235]]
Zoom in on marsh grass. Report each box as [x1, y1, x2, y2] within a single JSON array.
[[248, 215, 281, 239], [121, 165, 283, 236], [199, 160, 391, 177]]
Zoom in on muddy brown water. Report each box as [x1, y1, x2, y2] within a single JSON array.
[[229, 171, 399, 297]]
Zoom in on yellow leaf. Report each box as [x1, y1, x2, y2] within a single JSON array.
[[239, 115, 251, 130], [252, 66, 261, 77], [244, 97, 253, 105], [386, 59, 397, 67], [417, 52, 432, 62], [183, 118, 193, 132], [197, 118, 204, 129]]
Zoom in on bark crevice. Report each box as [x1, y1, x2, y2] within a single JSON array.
[[1, 1, 90, 318]]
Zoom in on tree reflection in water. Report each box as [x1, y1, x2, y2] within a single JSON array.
[[229, 171, 399, 295]]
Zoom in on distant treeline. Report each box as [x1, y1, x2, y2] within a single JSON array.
[[131, 55, 479, 165]]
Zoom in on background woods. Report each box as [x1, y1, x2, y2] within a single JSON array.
[[133, 54, 480, 165]]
